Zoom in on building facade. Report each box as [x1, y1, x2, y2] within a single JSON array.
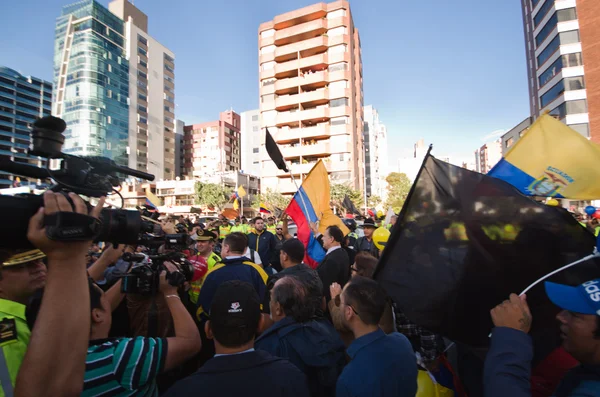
[[183, 110, 241, 178], [475, 139, 502, 174], [398, 139, 428, 183], [501, 117, 533, 155], [108, 0, 176, 180], [174, 119, 184, 178], [363, 105, 388, 200], [240, 109, 262, 176], [258, 0, 364, 194], [0, 67, 52, 188], [53, 0, 130, 165], [521, 0, 599, 141]]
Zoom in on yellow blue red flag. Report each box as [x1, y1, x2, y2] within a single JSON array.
[[286, 160, 349, 268], [489, 114, 600, 199], [145, 188, 162, 209]]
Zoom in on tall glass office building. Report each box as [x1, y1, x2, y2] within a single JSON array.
[[53, 0, 129, 165], [0, 67, 52, 188]]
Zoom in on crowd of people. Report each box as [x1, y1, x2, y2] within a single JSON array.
[[0, 191, 598, 396]]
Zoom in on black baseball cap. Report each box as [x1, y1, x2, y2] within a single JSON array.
[[210, 280, 261, 333]]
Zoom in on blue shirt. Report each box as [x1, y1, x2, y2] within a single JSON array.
[[336, 329, 417, 397]]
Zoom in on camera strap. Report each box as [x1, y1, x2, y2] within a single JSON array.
[[44, 211, 102, 241]]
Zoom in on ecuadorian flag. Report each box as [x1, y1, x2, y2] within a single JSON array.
[[145, 188, 162, 209], [259, 203, 271, 214], [489, 114, 600, 199], [286, 160, 349, 268]]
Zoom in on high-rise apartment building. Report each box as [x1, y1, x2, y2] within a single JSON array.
[[109, 0, 176, 180], [240, 109, 262, 176], [475, 139, 502, 174], [363, 105, 388, 200], [183, 110, 241, 178], [174, 119, 185, 178], [53, 0, 129, 165], [258, 0, 364, 194], [521, 0, 600, 141], [0, 67, 52, 188]]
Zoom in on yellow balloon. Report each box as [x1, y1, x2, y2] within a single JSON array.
[[546, 199, 559, 206], [376, 210, 384, 218], [373, 227, 391, 251]]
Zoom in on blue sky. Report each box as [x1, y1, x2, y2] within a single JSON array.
[[0, 0, 530, 168]]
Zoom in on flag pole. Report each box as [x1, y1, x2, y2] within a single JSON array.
[[373, 144, 433, 278]]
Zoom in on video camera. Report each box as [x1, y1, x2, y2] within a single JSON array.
[[0, 116, 155, 249], [120, 251, 194, 295]]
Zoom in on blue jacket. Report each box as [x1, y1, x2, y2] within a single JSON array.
[[484, 327, 600, 397], [196, 256, 268, 321], [336, 329, 417, 397], [247, 230, 277, 266], [256, 317, 346, 397]]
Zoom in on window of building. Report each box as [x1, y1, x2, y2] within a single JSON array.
[[138, 70, 147, 80], [165, 94, 175, 103], [557, 7, 577, 23], [327, 9, 346, 19], [328, 44, 347, 55], [537, 35, 560, 68], [565, 75, 585, 90], [570, 123, 589, 137], [165, 64, 175, 74], [540, 81, 565, 107], [535, 13, 557, 47], [139, 116, 147, 124], [261, 78, 276, 87], [563, 52, 583, 67], [550, 99, 588, 118], [138, 93, 147, 102], [506, 137, 514, 148], [329, 62, 348, 73], [260, 45, 275, 55], [164, 54, 174, 63], [330, 98, 348, 107], [329, 80, 348, 90], [138, 46, 147, 57], [138, 104, 147, 113], [137, 80, 146, 89], [251, 114, 259, 121], [328, 27, 347, 37], [560, 30, 580, 45], [330, 116, 349, 125], [539, 57, 563, 88], [253, 147, 259, 153], [165, 75, 174, 83], [138, 34, 147, 46], [533, 0, 554, 28], [253, 161, 260, 165], [252, 126, 259, 132], [261, 61, 275, 71], [139, 58, 147, 68], [260, 29, 275, 38], [261, 93, 275, 103]]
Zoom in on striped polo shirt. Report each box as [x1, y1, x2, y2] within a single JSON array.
[[83, 336, 168, 396]]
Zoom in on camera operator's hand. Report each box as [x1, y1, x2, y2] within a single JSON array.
[[159, 261, 180, 296], [99, 243, 125, 264], [161, 219, 177, 234], [27, 191, 106, 262]]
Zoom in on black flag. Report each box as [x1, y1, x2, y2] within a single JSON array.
[[374, 151, 599, 349], [265, 128, 289, 173], [343, 194, 361, 215]]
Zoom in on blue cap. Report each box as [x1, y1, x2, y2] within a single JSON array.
[[545, 279, 600, 316]]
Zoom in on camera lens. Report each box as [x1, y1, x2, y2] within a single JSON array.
[[98, 209, 141, 244]]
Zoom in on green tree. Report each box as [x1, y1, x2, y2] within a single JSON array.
[[330, 183, 364, 214], [251, 189, 289, 212], [385, 172, 412, 213], [194, 182, 232, 213], [368, 195, 382, 208]]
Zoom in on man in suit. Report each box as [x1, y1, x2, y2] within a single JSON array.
[[314, 225, 350, 304]]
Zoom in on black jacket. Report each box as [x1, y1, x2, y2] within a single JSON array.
[[355, 236, 380, 258], [256, 317, 346, 397], [316, 247, 350, 302], [164, 350, 310, 397], [247, 230, 278, 266]]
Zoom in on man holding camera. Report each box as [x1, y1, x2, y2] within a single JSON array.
[[0, 248, 46, 395], [188, 229, 221, 305], [81, 264, 201, 396]]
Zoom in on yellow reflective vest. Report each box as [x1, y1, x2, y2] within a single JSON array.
[[188, 252, 222, 305], [0, 299, 31, 397]]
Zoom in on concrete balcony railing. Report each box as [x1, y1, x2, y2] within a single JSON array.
[[280, 141, 330, 158], [276, 179, 298, 194], [260, 51, 349, 80], [274, 18, 327, 46], [276, 88, 328, 108], [275, 36, 328, 60], [276, 106, 329, 125], [274, 124, 331, 142]]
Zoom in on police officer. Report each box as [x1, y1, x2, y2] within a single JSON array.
[[218, 219, 232, 242], [230, 218, 245, 234], [188, 229, 221, 305], [0, 249, 47, 395], [266, 216, 277, 235]]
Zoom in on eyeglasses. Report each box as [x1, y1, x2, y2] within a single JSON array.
[[276, 228, 282, 230], [334, 295, 360, 317], [350, 266, 358, 273]]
